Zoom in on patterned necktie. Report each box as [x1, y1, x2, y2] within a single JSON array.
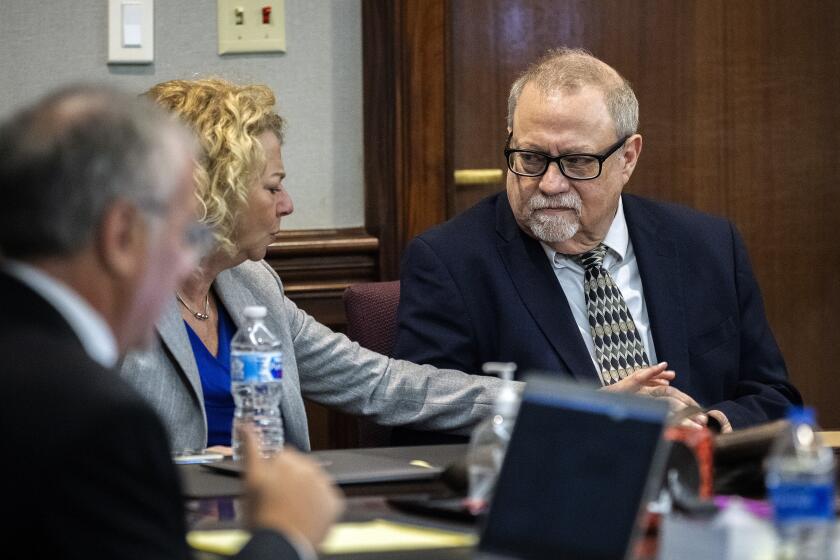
[[576, 243, 649, 385]]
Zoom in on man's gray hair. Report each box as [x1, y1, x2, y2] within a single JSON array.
[[0, 84, 195, 259], [507, 47, 639, 138]]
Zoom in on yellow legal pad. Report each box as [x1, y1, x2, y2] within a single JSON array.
[[817, 431, 840, 448], [187, 519, 477, 555]]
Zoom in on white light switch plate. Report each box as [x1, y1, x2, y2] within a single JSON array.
[[108, 0, 154, 64], [218, 0, 286, 55]]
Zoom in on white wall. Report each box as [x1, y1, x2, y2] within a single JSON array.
[[0, 0, 364, 229]]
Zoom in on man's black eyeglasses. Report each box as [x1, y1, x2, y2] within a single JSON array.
[[504, 135, 630, 180]]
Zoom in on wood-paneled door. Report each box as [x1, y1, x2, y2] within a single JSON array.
[[364, 0, 840, 427]]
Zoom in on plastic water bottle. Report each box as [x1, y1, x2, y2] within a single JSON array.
[[466, 362, 520, 512], [230, 306, 283, 461], [765, 407, 835, 560]]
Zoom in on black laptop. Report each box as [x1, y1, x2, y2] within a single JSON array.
[[475, 373, 671, 560]]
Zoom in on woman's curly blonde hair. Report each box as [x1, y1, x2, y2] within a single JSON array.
[[145, 78, 285, 254]]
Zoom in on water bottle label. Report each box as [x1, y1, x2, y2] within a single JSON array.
[[231, 351, 282, 382], [769, 482, 835, 521]]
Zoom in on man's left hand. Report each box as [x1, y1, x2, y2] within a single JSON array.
[[707, 410, 733, 433], [643, 385, 708, 429]]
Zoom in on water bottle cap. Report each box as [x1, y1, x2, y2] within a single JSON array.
[[482, 361, 517, 382], [243, 306, 267, 319], [787, 405, 816, 425]]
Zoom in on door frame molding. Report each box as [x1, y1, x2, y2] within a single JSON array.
[[362, 0, 449, 279]]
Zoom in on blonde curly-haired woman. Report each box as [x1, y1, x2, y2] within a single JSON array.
[[119, 77, 516, 455]]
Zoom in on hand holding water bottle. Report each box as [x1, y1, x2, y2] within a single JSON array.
[[240, 426, 344, 550]]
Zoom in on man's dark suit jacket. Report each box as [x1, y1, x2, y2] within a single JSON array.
[[0, 271, 299, 560], [394, 192, 801, 429]]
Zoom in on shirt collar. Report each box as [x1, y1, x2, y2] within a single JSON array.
[[541, 196, 630, 269], [3, 260, 119, 368]]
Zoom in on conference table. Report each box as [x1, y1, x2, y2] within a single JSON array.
[[180, 444, 481, 559], [181, 430, 840, 559], [179, 443, 666, 559], [178, 442, 681, 559]]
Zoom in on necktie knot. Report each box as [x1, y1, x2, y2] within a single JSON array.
[[576, 243, 608, 271]]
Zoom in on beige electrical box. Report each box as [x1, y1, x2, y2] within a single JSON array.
[[218, 0, 285, 54]]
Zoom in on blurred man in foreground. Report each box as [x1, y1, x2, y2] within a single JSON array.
[[0, 85, 341, 559]]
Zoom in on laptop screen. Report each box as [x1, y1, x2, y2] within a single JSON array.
[[478, 374, 670, 560]]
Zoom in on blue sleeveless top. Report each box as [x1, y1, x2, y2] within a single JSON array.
[[184, 302, 237, 447]]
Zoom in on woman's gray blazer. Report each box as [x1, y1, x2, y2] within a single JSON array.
[[119, 260, 507, 452]]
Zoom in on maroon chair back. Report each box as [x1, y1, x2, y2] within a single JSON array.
[[342, 281, 401, 447], [342, 280, 401, 357]]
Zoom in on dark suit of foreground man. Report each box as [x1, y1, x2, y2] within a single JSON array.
[[0, 86, 341, 559], [395, 48, 801, 432]]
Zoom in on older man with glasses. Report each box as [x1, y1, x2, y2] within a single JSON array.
[[394, 47, 801, 438]]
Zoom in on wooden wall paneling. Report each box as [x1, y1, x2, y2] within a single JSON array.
[[362, 0, 400, 280], [448, 0, 504, 214], [399, 0, 448, 245], [266, 227, 379, 331], [363, 0, 448, 280], [713, 1, 840, 424]]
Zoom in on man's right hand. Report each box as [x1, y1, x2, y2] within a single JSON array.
[[240, 428, 345, 550], [601, 362, 674, 394]]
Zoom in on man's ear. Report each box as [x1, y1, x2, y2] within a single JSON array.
[[96, 200, 147, 278], [620, 134, 643, 183]]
